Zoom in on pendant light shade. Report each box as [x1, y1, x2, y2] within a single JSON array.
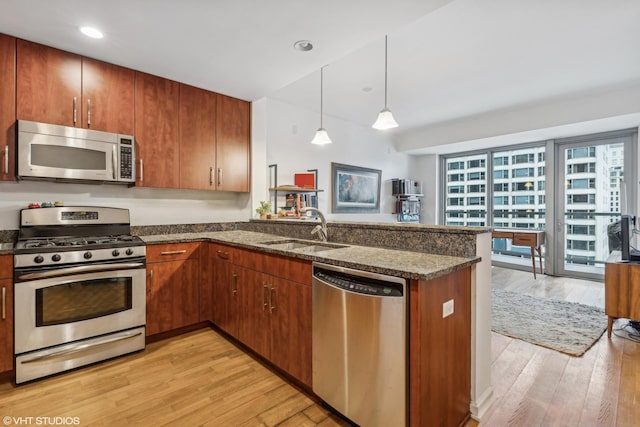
[[311, 66, 332, 145], [372, 35, 399, 130]]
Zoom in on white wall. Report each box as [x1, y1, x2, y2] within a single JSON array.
[[265, 98, 416, 222], [414, 154, 439, 224], [0, 180, 251, 230]]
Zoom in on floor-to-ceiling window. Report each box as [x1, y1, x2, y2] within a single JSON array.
[[440, 129, 637, 279], [554, 132, 635, 279], [444, 154, 488, 226]]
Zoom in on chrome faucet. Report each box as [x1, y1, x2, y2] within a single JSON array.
[[300, 207, 328, 242]]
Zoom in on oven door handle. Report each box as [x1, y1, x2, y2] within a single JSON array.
[[18, 262, 146, 281], [19, 330, 143, 364]]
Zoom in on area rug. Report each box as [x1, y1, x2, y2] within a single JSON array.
[[491, 288, 607, 356]]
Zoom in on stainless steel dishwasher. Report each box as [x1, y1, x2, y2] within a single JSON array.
[[312, 262, 407, 427]]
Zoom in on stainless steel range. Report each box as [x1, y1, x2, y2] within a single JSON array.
[[13, 206, 146, 384]]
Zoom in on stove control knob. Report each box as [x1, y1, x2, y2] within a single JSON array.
[[112, 249, 121, 257], [51, 254, 61, 262], [34, 255, 44, 264], [125, 248, 134, 256], [84, 252, 93, 259]]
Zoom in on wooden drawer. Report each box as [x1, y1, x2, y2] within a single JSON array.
[[147, 242, 201, 263], [0, 255, 12, 279], [235, 247, 312, 285], [209, 243, 235, 263], [492, 231, 513, 239], [513, 234, 537, 247]]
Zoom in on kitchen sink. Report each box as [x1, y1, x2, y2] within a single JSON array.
[[293, 243, 347, 253], [258, 239, 347, 252], [261, 241, 309, 250]]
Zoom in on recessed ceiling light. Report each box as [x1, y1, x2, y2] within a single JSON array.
[[80, 26, 104, 39], [293, 40, 313, 52]]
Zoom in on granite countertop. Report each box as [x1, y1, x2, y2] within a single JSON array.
[[0, 243, 13, 255], [141, 230, 480, 281]]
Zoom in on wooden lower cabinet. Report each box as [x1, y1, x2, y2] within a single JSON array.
[[212, 258, 240, 337], [0, 255, 13, 373], [409, 266, 472, 427], [146, 243, 200, 336], [238, 268, 271, 358], [208, 245, 312, 388], [268, 275, 312, 387]]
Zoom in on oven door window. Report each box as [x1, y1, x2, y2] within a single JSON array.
[[36, 277, 133, 326]]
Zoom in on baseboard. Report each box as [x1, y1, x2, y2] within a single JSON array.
[[470, 386, 495, 421]]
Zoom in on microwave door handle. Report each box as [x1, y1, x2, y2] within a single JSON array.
[[112, 145, 117, 180]]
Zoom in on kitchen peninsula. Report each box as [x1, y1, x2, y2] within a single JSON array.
[[138, 219, 494, 424], [1, 220, 493, 426]]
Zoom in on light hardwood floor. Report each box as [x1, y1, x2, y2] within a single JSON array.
[[467, 267, 639, 427], [0, 328, 350, 426], [1, 267, 638, 426]]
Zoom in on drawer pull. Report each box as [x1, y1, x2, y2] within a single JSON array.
[[216, 250, 229, 259], [160, 250, 187, 255], [148, 269, 153, 294], [269, 286, 276, 314], [262, 284, 269, 310], [232, 272, 238, 295]]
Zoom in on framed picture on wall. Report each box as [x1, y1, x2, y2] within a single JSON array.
[[331, 162, 381, 213]]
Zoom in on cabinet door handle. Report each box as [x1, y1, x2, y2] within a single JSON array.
[[210, 167, 214, 186], [262, 284, 269, 311], [160, 250, 187, 255], [216, 250, 229, 260], [73, 97, 77, 124], [87, 99, 91, 126], [139, 159, 144, 182], [1, 287, 5, 320], [3, 145, 8, 175], [217, 168, 222, 186], [232, 272, 238, 295], [148, 269, 153, 294], [269, 286, 276, 314]]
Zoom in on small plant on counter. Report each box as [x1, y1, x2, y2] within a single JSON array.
[[255, 201, 273, 219]]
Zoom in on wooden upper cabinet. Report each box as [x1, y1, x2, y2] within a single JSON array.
[[16, 39, 134, 134], [215, 95, 250, 192], [81, 58, 135, 134], [179, 84, 216, 190], [0, 34, 16, 182], [134, 72, 180, 188], [16, 39, 82, 127]]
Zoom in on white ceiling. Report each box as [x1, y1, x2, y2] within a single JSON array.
[[2, 0, 640, 150]]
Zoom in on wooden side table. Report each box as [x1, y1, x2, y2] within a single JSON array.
[[604, 253, 640, 338], [492, 229, 545, 279]]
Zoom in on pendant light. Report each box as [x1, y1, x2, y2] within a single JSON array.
[[372, 35, 399, 130], [311, 66, 332, 145]]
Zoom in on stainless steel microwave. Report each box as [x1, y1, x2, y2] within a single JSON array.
[[17, 120, 135, 184]]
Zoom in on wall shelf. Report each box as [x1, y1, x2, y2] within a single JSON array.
[[268, 165, 322, 217], [392, 179, 422, 223]]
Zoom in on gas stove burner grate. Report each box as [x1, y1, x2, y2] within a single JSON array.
[[16, 235, 145, 254], [24, 240, 57, 249]]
